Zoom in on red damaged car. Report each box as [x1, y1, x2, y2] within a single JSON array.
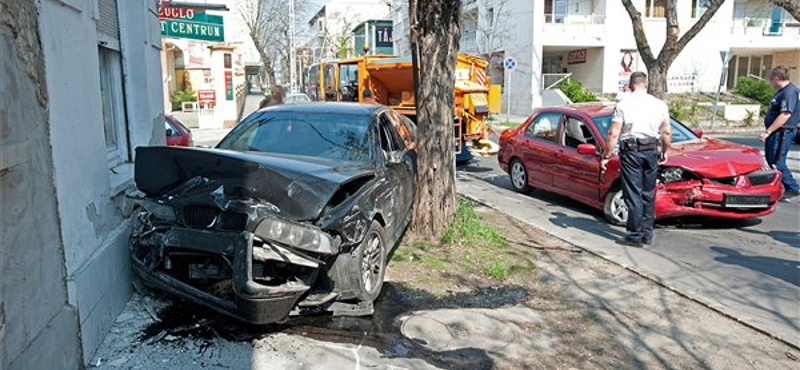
[[498, 104, 784, 225]]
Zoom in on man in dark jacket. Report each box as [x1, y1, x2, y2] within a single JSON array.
[[759, 66, 800, 199]]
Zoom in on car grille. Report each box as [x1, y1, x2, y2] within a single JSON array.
[[746, 171, 777, 186], [183, 206, 247, 231]]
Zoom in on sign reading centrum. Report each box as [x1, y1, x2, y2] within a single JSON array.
[[160, 8, 225, 42]]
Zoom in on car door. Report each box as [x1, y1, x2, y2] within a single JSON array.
[[519, 111, 563, 188], [555, 114, 603, 204], [376, 111, 413, 239]]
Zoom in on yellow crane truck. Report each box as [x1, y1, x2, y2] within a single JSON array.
[[303, 54, 500, 156]]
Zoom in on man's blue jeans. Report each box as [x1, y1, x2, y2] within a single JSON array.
[[765, 129, 800, 192]]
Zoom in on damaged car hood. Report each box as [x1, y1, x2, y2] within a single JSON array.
[[667, 139, 764, 178], [134, 147, 375, 221]]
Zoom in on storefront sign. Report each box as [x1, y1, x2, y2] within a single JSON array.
[[567, 49, 587, 64], [375, 25, 393, 48], [161, 12, 225, 42], [198, 90, 216, 103], [225, 71, 233, 101], [159, 7, 203, 20]]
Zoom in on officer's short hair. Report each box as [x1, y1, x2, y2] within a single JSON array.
[[770, 66, 790, 81], [629, 72, 648, 88]]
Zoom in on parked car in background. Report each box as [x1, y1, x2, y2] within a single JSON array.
[[499, 104, 783, 225], [165, 114, 193, 147], [284, 93, 311, 104], [131, 103, 417, 324]]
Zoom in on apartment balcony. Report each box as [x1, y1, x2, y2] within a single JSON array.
[[729, 17, 800, 48], [542, 14, 606, 47]]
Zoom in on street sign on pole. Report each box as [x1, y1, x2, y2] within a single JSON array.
[[711, 50, 734, 129], [503, 57, 517, 71], [504, 57, 516, 119]]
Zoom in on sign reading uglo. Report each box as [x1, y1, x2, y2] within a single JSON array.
[[160, 8, 225, 42]]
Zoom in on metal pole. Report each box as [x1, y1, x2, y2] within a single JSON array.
[[506, 69, 512, 121], [289, 0, 296, 92]]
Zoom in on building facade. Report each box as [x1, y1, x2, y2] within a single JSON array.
[[392, 0, 800, 115], [0, 0, 164, 368], [300, 0, 392, 63]]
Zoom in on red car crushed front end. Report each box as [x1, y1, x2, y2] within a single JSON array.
[[654, 138, 783, 219]]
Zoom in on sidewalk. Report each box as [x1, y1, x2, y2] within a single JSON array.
[[456, 172, 800, 347]]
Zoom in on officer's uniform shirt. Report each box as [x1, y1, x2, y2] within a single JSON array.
[[765, 82, 799, 130], [612, 90, 669, 140]]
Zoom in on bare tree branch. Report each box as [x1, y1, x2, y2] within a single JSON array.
[[772, 0, 800, 21], [619, 0, 656, 67]]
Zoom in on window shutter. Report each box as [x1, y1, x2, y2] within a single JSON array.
[[97, 0, 120, 41]]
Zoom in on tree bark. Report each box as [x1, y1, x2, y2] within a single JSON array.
[[620, 0, 726, 96], [772, 0, 800, 21], [409, 0, 461, 239]]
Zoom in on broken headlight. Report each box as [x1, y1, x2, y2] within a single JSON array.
[[255, 217, 338, 255], [659, 167, 688, 184]]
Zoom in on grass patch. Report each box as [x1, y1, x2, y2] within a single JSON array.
[[441, 198, 507, 249], [484, 260, 509, 280], [421, 255, 450, 271]]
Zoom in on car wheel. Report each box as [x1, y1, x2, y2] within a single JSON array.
[[603, 187, 628, 226], [509, 159, 531, 192], [353, 221, 387, 303]]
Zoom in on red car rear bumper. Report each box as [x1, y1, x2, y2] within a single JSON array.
[[655, 172, 783, 220]]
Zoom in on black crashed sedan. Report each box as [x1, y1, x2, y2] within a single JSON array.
[[130, 103, 417, 324]]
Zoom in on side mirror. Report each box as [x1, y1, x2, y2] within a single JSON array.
[[577, 144, 597, 156], [694, 129, 704, 138], [386, 150, 406, 165], [166, 128, 174, 137]]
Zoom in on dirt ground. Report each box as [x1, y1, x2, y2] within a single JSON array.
[[90, 203, 798, 370]]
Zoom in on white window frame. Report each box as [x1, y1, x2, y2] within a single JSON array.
[[98, 46, 129, 166], [644, 0, 666, 19]]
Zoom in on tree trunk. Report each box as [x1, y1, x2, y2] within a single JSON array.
[[409, 0, 462, 239], [647, 63, 669, 96]]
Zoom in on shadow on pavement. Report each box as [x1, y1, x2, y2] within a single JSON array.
[[711, 247, 800, 287], [138, 282, 527, 370]]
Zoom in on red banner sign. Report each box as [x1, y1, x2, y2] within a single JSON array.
[[567, 49, 587, 64], [198, 90, 216, 103]]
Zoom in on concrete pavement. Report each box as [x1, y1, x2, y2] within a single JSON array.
[[457, 151, 800, 347]]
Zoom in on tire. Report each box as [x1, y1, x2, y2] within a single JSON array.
[[603, 186, 628, 226], [352, 221, 387, 303], [509, 158, 531, 193]]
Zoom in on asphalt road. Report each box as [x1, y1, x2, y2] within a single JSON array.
[[457, 133, 800, 346]]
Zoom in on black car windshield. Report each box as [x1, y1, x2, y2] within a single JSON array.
[[217, 112, 373, 162], [591, 115, 699, 143]]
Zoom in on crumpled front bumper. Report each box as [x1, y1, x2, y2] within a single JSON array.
[[655, 172, 784, 219], [131, 225, 313, 325]]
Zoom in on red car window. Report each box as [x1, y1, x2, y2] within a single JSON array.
[[525, 112, 561, 142]]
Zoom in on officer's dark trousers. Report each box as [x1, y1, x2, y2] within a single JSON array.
[[620, 149, 659, 241], [765, 129, 800, 192]]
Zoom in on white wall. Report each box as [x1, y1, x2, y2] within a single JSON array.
[[39, 0, 163, 363]]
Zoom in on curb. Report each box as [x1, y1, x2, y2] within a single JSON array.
[[456, 172, 799, 351]]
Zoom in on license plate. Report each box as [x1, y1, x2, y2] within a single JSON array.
[[723, 194, 771, 208]]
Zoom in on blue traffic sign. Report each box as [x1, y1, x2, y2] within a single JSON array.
[[504, 57, 517, 70]]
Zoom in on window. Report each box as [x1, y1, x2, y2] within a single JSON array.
[[591, 115, 699, 144], [378, 113, 405, 153], [691, 0, 711, 18], [338, 63, 359, 102], [98, 46, 129, 165], [389, 111, 417, 150], [217, 112, 374, 162], [525, 112, 561, 142], [562, 116, 598, 149], [645, 0, 666, 18]]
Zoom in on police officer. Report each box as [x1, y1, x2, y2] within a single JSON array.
[[601, 72, 672, 247], [759, 66, 800, 199]]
